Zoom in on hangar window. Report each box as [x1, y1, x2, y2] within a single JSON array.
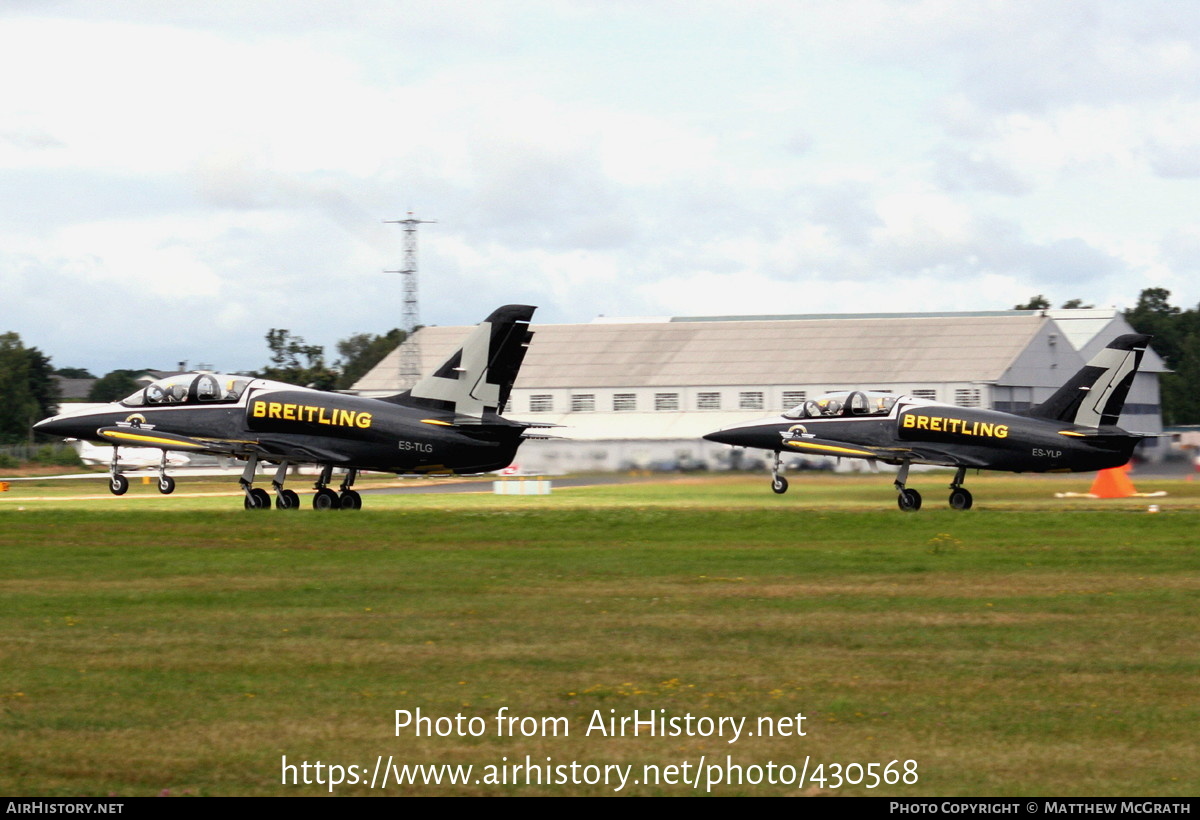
[[739, 391, 765, 410], [530, 394, 554, 413], [654, 393, 679, 411], [570, 394, 595, 412], [954, 389, 981, 408], [697, 392, 721, 410], [912, 389, 937, 401], [781, 390, 806, 408], [613, 393, 637, 411]]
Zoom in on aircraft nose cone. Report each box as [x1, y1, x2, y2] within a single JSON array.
[[703, 427, 740, 446], [33, 415, 79, 438]]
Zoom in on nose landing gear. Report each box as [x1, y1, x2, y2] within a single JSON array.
[[156, 450, 175, 495], [770, 452, 788, 494], [108, 447, 128, 495]]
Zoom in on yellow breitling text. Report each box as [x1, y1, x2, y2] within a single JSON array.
[[251, 401, 373, 429], [901, 414, 1008, 439]]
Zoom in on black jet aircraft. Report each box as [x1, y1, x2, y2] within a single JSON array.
[[703, 334, 1153, 511], [33, 305, 542, 510]]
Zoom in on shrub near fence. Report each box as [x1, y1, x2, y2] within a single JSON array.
[[0, 443, 82, 467]]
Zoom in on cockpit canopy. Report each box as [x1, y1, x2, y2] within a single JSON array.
[[782, 390, 897, 419], [121, 373, 254, 407]]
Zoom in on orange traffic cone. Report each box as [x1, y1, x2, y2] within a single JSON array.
[[1090, 464, 1137, 498]]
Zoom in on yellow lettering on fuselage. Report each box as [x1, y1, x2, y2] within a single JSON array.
[[901, 413, 1009, 440], [250, 400, 373, 429]]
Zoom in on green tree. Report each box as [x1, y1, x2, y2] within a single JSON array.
[[335, 328, 405, 390], [1124, 288, 1200, 425], [260, 329, 338, 390], [1162, 332, 1200, 425], [1125, 287, 1185, 367], [0, 332, 59, 444], [1013, 296, 1095, 310], [88, 370, 143, 403], [54, 367, 95, 379], [1013, 295, 1051, 310]]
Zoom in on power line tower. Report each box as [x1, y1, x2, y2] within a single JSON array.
[[384, 213, 435, 390]]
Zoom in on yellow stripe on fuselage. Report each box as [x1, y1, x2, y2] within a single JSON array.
[[101, 431, 206, 449], [784, 441, 877, 457]]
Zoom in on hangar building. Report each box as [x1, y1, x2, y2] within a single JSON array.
[[353, 308, 1166, 474]]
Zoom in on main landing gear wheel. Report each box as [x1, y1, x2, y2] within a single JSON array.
[[312, 488, 340, 510], [157, 475, 175, 495], [947, 466, 972, 511], [771, 475, 789, 494], [109, 474, 129, 496], [245, 488, 272, 510], [897, 488, 922, 512], [276, 489, 300, 510], [339, 489, 362, 510]]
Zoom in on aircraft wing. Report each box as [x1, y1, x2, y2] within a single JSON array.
[[253, 437, 351, 464], [781, 435, 991, 469], [97, 426, 351, 465], [443, 415, 561, 429], [97, 427, 252, 455]]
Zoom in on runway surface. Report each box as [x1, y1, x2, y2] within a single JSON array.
[[362, 474, 649, 495]]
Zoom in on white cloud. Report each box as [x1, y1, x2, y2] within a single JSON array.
[[4, 1, 1200, 374]]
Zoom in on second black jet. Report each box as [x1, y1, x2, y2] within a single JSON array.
[[703, 334, 1154, 511]]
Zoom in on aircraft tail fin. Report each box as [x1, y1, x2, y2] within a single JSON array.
[[1028, 334, 1151, 427], [387, 305, 536, 417]]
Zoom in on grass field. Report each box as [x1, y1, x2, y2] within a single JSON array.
[[1, 472, 1197, 796]]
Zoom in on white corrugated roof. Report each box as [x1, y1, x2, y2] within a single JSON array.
[[354, 313, 1048, 392]]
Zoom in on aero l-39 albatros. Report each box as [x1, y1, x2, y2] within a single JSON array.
[[34, 305, 543, 510], [703, 334, 1154, 511]]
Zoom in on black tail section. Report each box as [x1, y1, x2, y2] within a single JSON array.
[[1029, 334, 1151, 427], [386, 305, 536, 418]]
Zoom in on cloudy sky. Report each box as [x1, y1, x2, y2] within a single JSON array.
[[4, 1, 1200, 375]]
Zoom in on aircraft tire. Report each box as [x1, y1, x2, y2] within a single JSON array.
[[157, 476, 175, 495], [949, 488, 973, 510], [109, 474, 129, 496], [276, 489, 300, 510], [313, 488, 340, 510], [245, 488, 272, 510], [771, 475, 789, 494], [897, 488, 922, 512], [339, 489, 362, 510]]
